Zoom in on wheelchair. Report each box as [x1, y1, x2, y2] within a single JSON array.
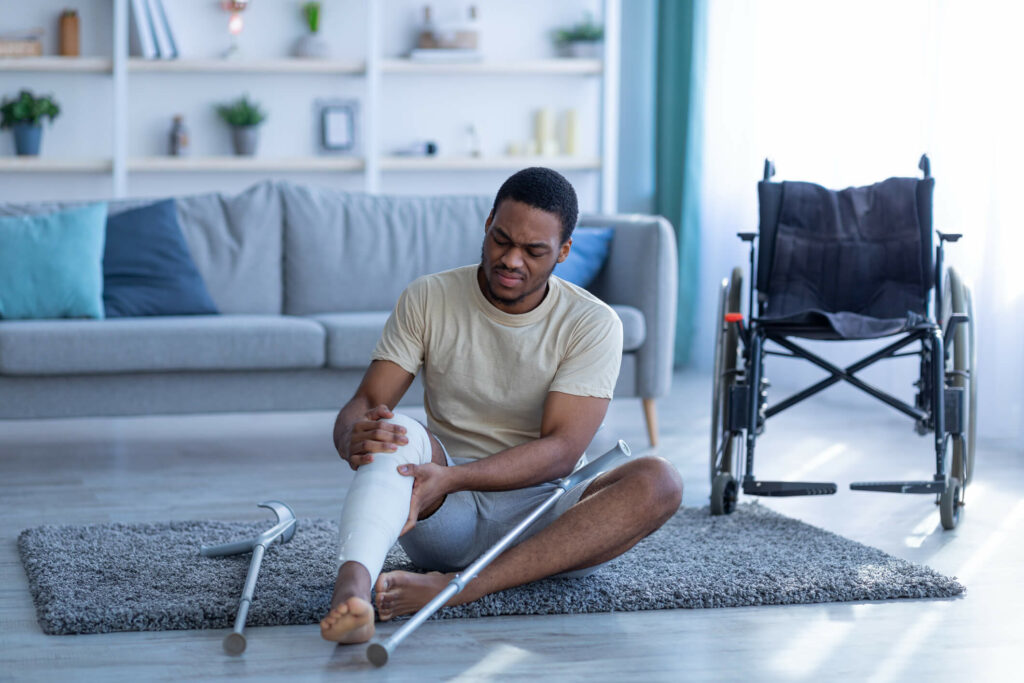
[[709, 155, 976, 530]]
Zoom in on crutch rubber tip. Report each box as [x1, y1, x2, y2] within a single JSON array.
[[223, 632, 247, 656], [367, 642, 389, 667]]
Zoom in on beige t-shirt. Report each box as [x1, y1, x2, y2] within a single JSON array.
[[372, 264, 623, 461]]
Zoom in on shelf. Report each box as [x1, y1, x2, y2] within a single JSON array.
[[0, 57, 112, 72], [380, 58, 602, 75], [128, 156, 365, 172], [127, 58, 365, 74], [379, 155, 602, 172], [0, 157, 112, 172]]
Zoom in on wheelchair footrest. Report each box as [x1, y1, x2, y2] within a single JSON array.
[[742, 480, 838, 497], [850, 480, 945, 494]]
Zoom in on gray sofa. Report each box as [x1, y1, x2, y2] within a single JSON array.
[[0, 181, 677, 444]]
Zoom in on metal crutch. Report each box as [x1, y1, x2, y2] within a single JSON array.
[[200, 500, 298, 655], [366, 440, 632, 667]]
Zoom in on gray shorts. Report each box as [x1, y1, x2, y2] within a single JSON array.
[[398, 448, 606, 579]]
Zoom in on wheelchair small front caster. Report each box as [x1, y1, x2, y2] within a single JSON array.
[[710, 473, 738, 515], [940, 477, 962, 530]]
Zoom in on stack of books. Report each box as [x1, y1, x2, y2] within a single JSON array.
[[0, 28, 43, 58], [130, 0, 179, 59]]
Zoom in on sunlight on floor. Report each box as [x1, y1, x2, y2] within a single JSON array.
[[449, 644, 531, 682], [783, 442, 848, 482], [768, 617, 854, 678], [872, 498, 1024, 682]]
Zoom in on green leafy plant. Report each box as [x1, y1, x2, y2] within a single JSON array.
[[302, 2, 322, 33], [0, 90, 60, 129], [554, 13, 604, 44], [216, 94, 267, 127]]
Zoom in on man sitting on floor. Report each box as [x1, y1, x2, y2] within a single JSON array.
[[320, 167, 683, 644]]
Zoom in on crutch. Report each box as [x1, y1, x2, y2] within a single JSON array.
[[366, 440, 632, 667], [200, 500, 298, 655]]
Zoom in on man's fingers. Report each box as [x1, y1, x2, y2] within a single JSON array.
[[397, 464, 416, 477], [348, 454, 373, 470], [366, 404, 395, 421]]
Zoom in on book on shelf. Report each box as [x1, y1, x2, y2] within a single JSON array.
[[129, 0, 157, 59], [155, 0, 181, 58], [146, 0, 177, 59], [0, 28, 43, 58]]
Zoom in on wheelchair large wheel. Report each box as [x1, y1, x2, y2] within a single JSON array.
[[942, 267, 977, 487], [709, 267, 743, 514]]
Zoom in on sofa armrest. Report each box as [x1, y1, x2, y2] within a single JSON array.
[[579, 214, 678, 399]]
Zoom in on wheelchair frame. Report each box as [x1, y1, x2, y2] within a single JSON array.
[[710, 156, 976, 530]]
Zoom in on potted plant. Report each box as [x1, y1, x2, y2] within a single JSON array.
[[216, 94, 267, 156], [554, 13, 604, 59], [1, 90, 60, 156], [293, 1, 330, 58]]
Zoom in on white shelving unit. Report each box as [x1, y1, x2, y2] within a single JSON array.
[[0, 0, 620, 211]]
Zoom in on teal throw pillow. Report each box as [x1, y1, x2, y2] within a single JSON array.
[[0, 203, 108, 320], [554, 227, 614, 288]]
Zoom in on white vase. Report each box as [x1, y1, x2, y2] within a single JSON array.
[[294, 32, 330, 59]]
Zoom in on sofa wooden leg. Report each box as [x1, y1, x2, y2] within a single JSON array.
[[642, 398, 658, 447]]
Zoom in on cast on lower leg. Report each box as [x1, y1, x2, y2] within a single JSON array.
[[336, 413, 432, 586]]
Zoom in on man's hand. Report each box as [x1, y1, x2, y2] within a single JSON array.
[[397, 462, 454, 535], [341, 404, 409, 470]]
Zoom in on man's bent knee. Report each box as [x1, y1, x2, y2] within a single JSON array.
[[631, 457, 683, 516]]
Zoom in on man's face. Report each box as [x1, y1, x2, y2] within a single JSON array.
[[478, 199, 571, 314]]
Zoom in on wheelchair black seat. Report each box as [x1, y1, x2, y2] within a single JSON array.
[[757, 175, 935, 339]]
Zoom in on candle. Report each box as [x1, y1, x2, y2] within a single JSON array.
[[563, 108, 578, 156]]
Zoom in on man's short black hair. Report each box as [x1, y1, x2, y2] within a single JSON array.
[[491, 167, 579, 243]]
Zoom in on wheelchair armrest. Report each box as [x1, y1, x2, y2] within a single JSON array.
[[937, 231, 962, 242]]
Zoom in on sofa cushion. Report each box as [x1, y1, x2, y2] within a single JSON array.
[[309, 312, 391, 369], [280, 183, 491, 314], [0, 315, 324, 375], [172, 181, 284, 315], [555, 227, 614, 288], [611, 305, 646, 351], [310, 305, 644, 372], [103, 199, 219, 318], [0, 203, 107, 321]]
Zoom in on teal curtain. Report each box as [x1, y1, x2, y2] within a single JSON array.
[[655, 0, 706, 365]]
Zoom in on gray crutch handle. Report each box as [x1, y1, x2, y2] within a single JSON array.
[[200, 539, 257, 557]]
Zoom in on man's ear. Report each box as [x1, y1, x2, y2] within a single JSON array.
[[556, 238, 573, 264], [484, 210, 494, 231]]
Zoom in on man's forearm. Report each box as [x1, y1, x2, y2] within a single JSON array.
[[446, 436, 581, 493]]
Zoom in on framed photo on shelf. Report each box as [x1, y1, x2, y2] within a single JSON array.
[[316, 99, 359, 154]]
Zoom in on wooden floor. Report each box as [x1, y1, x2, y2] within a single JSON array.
[[1, 369, 1021, 682]]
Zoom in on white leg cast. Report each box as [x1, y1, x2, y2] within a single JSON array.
[[336, 413, 432, 585]]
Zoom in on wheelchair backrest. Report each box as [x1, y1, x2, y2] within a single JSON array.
[[756, 175, 935, 318]]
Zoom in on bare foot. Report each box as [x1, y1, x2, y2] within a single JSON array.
[[374, 570, 456, 620], [320, 595, 375, 643]]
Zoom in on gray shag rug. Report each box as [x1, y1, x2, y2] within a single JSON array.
[[17, 504, 964, 635]]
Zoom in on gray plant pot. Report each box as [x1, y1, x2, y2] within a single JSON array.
[[293, 32, 330, 58], [231, 125, 260, 156], [12, 122, 42, 156], [566, 41, 603, 59]]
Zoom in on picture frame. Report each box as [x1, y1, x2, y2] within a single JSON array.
[[316, 99, 359, 153]]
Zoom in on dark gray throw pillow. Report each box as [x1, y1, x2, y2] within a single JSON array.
[[103, 199, 218, 317]]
